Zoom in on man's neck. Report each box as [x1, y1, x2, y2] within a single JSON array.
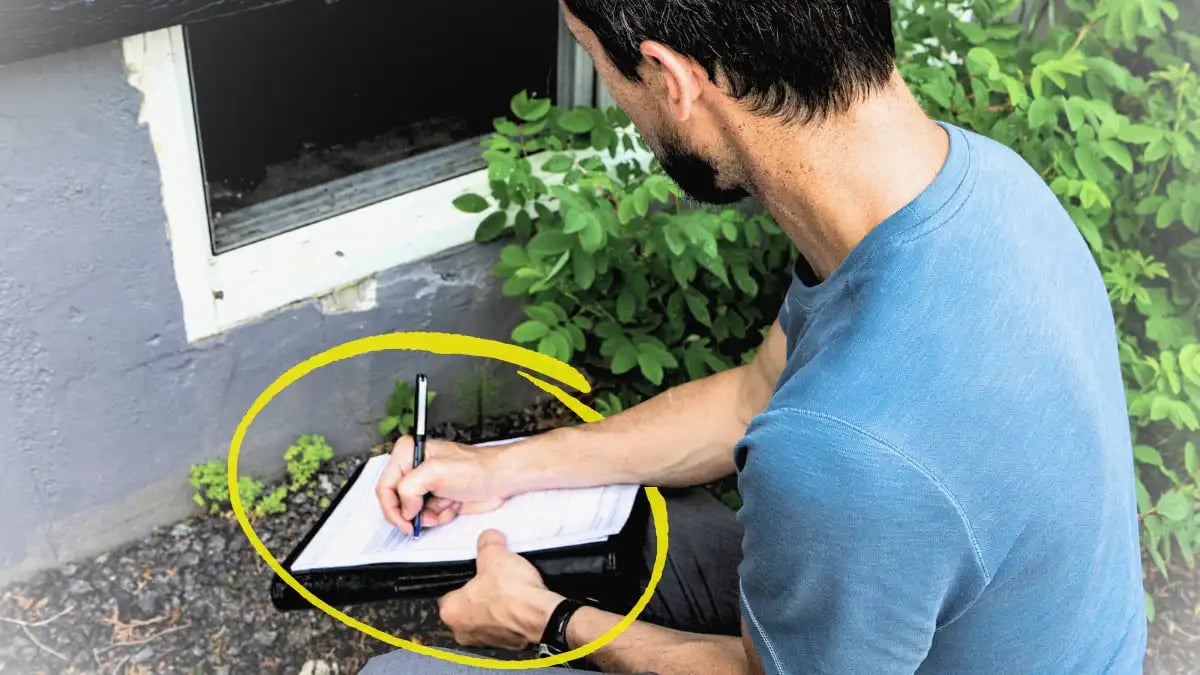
[[730, 71, 950, 281]]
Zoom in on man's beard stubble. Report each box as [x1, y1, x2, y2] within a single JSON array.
[[656, 131, 749, 206]]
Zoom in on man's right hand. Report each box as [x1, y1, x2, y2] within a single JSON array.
[[375, 436, 511, 535]]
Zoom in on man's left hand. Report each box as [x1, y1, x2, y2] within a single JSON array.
[[437, 529, 566, 650]]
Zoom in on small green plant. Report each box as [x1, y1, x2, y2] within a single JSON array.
[[285, 434, 334, 491], [378, 379, 437, 442], [189, 433, 336, 519], [456, 363, 506, 437]]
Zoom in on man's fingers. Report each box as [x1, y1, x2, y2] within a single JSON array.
[[432, 502, 461, 526], [376, 439, 415, 528], [391, 436, 416, 472], [396, 464, 440, 521], [475, 529, 509, 566]]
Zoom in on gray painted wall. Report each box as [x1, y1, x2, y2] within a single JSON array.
[[0, 42, 530, 585]]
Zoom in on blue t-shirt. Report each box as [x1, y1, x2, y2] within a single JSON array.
[[734, 122, 1146, 674]]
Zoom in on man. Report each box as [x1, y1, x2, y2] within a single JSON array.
[[362, 1, 1147, 673]]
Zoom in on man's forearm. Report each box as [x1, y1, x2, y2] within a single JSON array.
[[568, 607, 750, 675], [509, 591, 751, 675], [496, 364, 760, 493]]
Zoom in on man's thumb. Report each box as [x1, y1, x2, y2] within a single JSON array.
[[476, 529, 508, 563]]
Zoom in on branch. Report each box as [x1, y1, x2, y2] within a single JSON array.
[[20, 625, 67, 661], [0, 605, 73, 628]]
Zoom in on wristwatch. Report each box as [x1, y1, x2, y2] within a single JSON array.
[[536, 598, 585, 667]]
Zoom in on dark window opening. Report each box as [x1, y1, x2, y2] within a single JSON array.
[[185, 0, 562, 254]]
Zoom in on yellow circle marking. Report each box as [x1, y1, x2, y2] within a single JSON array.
[[227, 331, 669, 669]]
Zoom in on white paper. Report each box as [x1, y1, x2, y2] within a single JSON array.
[[291, 437, 639, 572]]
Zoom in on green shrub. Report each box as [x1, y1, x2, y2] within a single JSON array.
[[454, 92, 794, 411], [285, 433, 334, 491], [189, 433, 336, 519], [460, 0, 1198, 617], [189, 459, 271, 517], [378, 379, 437, 441], [892, 0, 1199, 615]]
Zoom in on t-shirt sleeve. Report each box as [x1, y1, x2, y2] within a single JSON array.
[[734, 408, 990, 674]]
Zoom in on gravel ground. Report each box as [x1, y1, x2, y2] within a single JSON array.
[[1, 396, 1197, 674]]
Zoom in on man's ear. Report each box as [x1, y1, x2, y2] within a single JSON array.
[[640, 41, 704, 122]]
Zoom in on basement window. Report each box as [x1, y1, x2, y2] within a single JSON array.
[[185, 0, 572, 254]]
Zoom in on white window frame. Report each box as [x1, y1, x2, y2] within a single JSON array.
[[122, 12, 598, 343]]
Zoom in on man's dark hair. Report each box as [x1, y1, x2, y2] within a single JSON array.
[[563, 0, 897, 124]]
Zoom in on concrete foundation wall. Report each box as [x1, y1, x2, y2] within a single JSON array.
[[0, 41, 529, 585]]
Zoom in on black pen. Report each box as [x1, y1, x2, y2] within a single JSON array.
[[411, 373, 428, 538]]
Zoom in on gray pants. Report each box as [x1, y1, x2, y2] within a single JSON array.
[[358, 488, 743, 674]]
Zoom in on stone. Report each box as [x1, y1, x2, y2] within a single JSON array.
[[207, 534, 226, 553], [254, 629, 277, 646], [170, 523, 191, 538], [177, 551, 200, 568], [136, 591, 159, 616], [67, 579, 93, 595], [62, 563, 78, 576], [300, 659, 337, 675], [131, 646, 155, 664]]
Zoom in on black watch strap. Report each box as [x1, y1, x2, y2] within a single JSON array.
[[536, 598, 585, 665]]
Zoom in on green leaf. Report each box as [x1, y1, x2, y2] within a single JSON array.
[[611, 344, 638, 374], [616, 291, 636, 323], [664, 227, 688, 256], [453, 193, 489, 214], [637, 353, 664, 385], [1027, 97, 1058, 129], [966, 47, 1001, 80], [563, 210, 590, 234], [475, 211, 507, 243], [645, 176, 673, 202], [732, 263, 759, 296], [958, 21, 989, 44], [378, 416, 399, 436], [1135, 444, 1164, 467], [524, 305, 558, 326], [721, 221, 739, 242], [572, 250, 596, 290], [1150, 396, 1173, 421], [512, 94, 551, 122], [1163, 349, 1183, 385], [1063, 98, 1087, 132], [1185, 442, 1198, 477], [1181, 345, 1200, 386], [1099, 140, 1134, 173], [500, 245, 529, 268], [1074, 145, 1110, 185], [1179, 240, 1200, 260], [1118, 124, 1163, 144], [527, 231, 573, 258], [1144, 138, 1171, 163], [513, 320, 550, 342], [542, 155, 574, 173], [684, 290, 712, 327], [1145, 592, 1156, 624], [558, 109, 596, 134], [1156, 490, 1192, 521], [578, 219, 605, 252], [545, 251, 571, 281]]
